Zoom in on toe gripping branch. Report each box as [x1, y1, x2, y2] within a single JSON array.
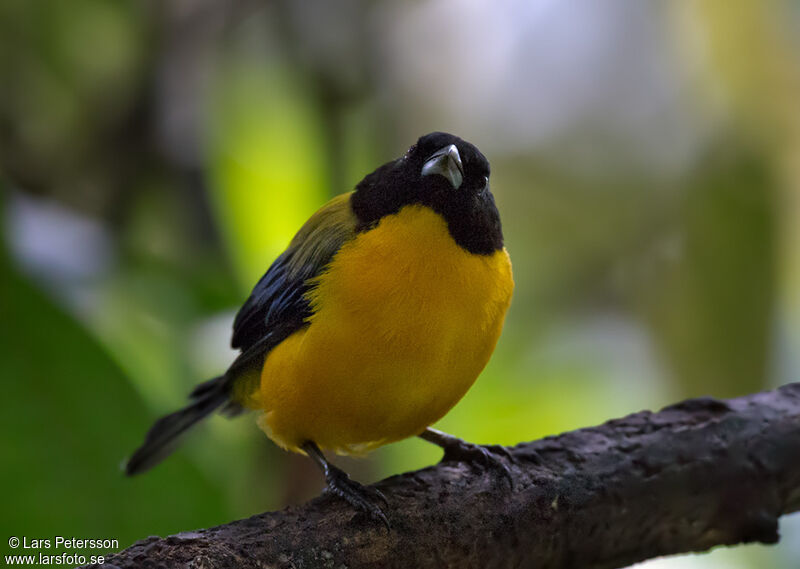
[[301, 430, 514, 530], [419, 427, 516, 488], [302, 442, 390, 529]]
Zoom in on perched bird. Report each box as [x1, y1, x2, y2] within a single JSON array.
[[126, 132, 514, 526]]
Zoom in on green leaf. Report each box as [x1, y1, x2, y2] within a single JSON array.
[[0, 253, 231, 550]]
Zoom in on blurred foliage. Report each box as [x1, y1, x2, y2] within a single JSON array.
[[206, 55, 327, 287], [0, 187, 231, 553], [643, 142, 776, 397], [0, 0, 150, 210], [0, 1, 799, 568]]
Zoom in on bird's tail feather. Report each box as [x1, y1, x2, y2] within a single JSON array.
[[125, 376, 228, 475]]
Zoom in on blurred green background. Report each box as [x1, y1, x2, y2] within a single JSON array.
[[1, 1, 799, 568]]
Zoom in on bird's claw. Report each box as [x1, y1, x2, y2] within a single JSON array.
[[325, 467, 390, 530], [441, 440, 516, 489]]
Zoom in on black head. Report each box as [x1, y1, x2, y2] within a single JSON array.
[[351, 132, 503, 255]]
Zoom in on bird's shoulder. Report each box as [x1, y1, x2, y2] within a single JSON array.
[[230, 192, 358, 353]]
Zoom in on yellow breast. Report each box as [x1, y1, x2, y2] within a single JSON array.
[[256, 204, 513, 455]]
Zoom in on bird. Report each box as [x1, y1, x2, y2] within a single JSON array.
[[126, 131, 514, 527]]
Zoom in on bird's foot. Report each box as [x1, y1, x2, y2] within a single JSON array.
[[427, 430, 516, 488], [324, 464, 390, 530]]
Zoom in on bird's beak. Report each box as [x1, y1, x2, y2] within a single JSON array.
[[421, 144, 464, 189]]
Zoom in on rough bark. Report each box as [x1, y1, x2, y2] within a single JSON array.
[[88, 383, 800, 569]]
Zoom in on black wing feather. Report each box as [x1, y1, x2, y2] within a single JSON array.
[[125, 193, 357, 475], [231, 192, 357, 355], [230, 252, 306, 351]]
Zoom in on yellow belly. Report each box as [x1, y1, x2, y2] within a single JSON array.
[[256, 204, 513, 455]]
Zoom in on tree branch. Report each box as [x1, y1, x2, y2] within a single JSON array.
[[90, 383, 800, 569]]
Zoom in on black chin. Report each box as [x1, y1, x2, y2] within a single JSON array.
[[351, 136, 502, 255], [420, 188, 503, 255]]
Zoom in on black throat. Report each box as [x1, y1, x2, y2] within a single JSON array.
[[350, 164, 504, 256]]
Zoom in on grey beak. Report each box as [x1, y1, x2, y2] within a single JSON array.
[[421, 144, 464, 189]]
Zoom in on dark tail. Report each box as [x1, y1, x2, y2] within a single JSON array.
[[125, 376, 229, 475]]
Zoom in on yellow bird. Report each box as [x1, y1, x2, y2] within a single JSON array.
[[127, 132, 514, 525]]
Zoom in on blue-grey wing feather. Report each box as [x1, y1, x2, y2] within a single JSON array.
[[230, 192, 357, 356]]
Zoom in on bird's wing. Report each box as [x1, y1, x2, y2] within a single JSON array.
[[126, 193, 359, 472], [230, 192, 357, 360]]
